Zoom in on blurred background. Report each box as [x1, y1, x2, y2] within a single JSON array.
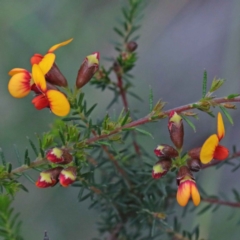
[[1, 0, 240, 239]]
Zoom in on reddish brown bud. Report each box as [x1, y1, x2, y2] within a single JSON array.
[[154, 144, 178, 158], [168, 111, 184, 150], [76, 52, 99, 89], [176, 166, 193, 185], [36, 167, 63, 188], [45, 63, 68, 87], [59, 166, 77, 187], [126, 41, 138, 52], [46, 147, 73, 164], [188, 147, 201, 160], [152, 158, 172, 179], [187, 159, 202, 172]]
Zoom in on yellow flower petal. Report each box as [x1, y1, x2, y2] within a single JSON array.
[[8, 68, 28, 76], [200, 134, 219, 164], [177, 181, 191, 207], [32, 64, 47, 92], [46, 90, 70, 116], [48, 38, 73, 53], [217, 112, 225, 141], [38, 53, 55, 75], [8, 72, 31, 98], [191, 182, 201, 206]]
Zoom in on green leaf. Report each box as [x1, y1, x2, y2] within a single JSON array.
[[197, 204, 212, 215], [219, 105, 233, 125], [181, 115, 196, 132], [7, 163, 12, 173], [209, 78, 225, 92], [0, 148, 6, 166], [113, 27, 124, 37], [227, 93, 240, 99], [232, 189, 240, 202], [27, 137, 38, 157], [85, 103, 97, 117], [202, 70, 207, 98], [13, 145, 22, 166], [62, 117, 81, 122], [59, 130, 66, 145], [121, 111, 130, 126], [149, 86, 153, 112], [135, 128, 153, 139]]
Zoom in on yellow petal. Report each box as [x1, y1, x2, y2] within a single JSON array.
[[191, 182, 201, 206], [217, 112, 225, 141], [8, 72, 31, 98], [48, 38, 73, 53], [200, 134, 219, 164], [38, 53, 55, 75], [177, 181, 191, 207], [46, 90, 70, 116], [8, 68, 28, 76], [32, 64, 47, 92]]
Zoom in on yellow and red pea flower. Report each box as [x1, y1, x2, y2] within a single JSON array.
[[59, 166, 77, 187], [200, 112, 229, 164], [31, 64, 70, 116], [8, 38, 73, 99], [176, 175, 201, 207], [46, 147, 73, 164], [36, 167, 63, 188]]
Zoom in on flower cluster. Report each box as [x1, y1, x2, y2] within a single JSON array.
[[8, 39, 100, 117], [36, 148, 77, 188], [8, 39, 72, 116], [152, 111, 229, 207]]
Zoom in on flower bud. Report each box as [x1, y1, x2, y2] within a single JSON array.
[[152, 158, 172, 179], [36, 167, 63, 188], [46, 147, 73, 164], [59, 166, 77, 187], [176, 166, 193, 185], [188, 147, 201, 160], [45, 63, 68, 87], [76, 52, 99, 89], [126, 41, 138, 52], [168, 111, 184, 150], [187, 159, 202, 172], [154, 144, 178, 158]]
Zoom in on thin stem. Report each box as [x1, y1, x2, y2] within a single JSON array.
[[202, 198, 240, 208], [86, 96, 240, 144]]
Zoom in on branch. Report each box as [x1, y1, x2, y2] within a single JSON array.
[[86, 96, 240, 144], [202, 198, 240, 208]]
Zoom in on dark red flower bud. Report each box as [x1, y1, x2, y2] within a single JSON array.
[[176, 166, 193, 185], [152, 158, 172, 179], [76, 52, 99, 89], [168, 111, 184, 150], [45, 63, 68, 87], [187, 159, 202, 172], [154, 144, 178, 158], [188, 147, 201, 160], [126, 41, 138, 52], [59, 166, 77, 187], [36, 167, 63, 188], [46, 147, 73, 164]]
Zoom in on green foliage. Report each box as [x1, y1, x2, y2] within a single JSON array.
[[0, 195, 23, 240], [2, 0, 240, 239]]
